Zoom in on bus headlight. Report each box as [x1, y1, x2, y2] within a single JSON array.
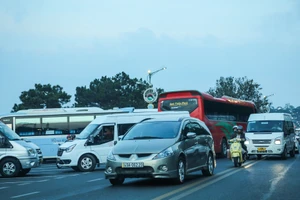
[[65, 144, 76, 153], [274, 137, 281, 145]]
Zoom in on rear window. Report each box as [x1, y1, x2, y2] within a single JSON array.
[[159, 98, 198, 113]]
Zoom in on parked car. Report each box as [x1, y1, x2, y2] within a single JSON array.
[[105, 116, 216, 185]]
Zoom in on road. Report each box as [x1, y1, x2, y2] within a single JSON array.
[[1, 155, 299, 200]]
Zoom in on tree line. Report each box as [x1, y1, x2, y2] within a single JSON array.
[[11, 72, 300, 126]]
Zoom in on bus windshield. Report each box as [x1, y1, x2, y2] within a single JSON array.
[[0, 122, 22, 140], [77, 124, 100, 139], [247, 120, 283, 133], [159, 98, 198, 113]]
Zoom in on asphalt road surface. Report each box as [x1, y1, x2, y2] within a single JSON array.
[[1, 154, 299, 200]]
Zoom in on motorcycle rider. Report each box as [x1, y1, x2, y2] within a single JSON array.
[[231, 125, 247, 153]]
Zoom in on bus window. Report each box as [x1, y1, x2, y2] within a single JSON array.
[[42, 116, 68, 135], [160, 98, 198, 113], [69, 115, 95, 134], [16, 117, 41, 136]]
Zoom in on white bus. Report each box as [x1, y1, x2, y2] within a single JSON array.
[[0, 107, 132, 160]]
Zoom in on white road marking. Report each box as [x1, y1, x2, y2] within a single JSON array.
[[36, 179, 49, 183], [87, 178, 104, 183], [11, 191, 40, 199], [18, 183, 31, 186], [152, 160, 260, 200], [0, 187, 8, 190]]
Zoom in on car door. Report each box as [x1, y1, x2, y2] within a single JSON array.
[[181, 120, 200, 170], [89, 124, 115, 163], [192, 120, 212, 167]]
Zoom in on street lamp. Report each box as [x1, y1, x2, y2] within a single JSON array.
[[264, 93, 274, 99], [263, 93, 275, 113], [147, 67, 167, 86]]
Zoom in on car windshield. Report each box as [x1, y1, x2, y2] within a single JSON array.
[[0, 122, 22, 140], [76, 124, 99, 139], [247, 120, 283, 133], [123, 121, 181, 140]]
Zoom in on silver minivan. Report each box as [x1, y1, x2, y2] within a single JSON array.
[[0, 122, 41, 177], [105, 116, 216, 185]]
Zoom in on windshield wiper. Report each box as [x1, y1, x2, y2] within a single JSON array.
[[132, 136, 163, 140]]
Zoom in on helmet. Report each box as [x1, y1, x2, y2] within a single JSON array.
[[232, 125, 238, 130], [237, 125, 243, 131]]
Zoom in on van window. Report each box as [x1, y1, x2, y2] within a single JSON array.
[[247, 120, 284, 133], [117, 123, 135, 136]]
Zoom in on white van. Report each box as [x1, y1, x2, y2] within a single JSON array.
[[0, 122, 41, 177], [56, 111, 190, 172], [245, 113, 296, 159]]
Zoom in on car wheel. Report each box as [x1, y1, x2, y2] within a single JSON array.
[[78, 154, 96, 172], [18, 168, 31, 176], [202, 152, 214, 176], [220, 138, 227, 158], [109, 177, 125, 186], [281, 146, 288, 160], [290, 146, 295, 158], [0, 158, 21, 177], [175, 157, 186, 184]]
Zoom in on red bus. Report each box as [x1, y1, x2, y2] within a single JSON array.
[[158, 90, 257, 157]]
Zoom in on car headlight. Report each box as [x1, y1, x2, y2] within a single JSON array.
[[27, 148, 36, 157], [65, 144, 76, 153], [153, 147, 174, 160], [107, 150, 116, 161], [274, 137, 281, 145]]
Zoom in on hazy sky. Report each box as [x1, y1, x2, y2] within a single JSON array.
[[0, 0, 299, 114]]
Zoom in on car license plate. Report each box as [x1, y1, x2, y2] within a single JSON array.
[[122, 162, 144, 168], [257, 147, 266, 152]]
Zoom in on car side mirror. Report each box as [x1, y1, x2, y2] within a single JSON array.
[[186, 132, 196, 139], [0, 136, 5, 146], [88, 135, 94, 143], [118, 135, 124, 141]]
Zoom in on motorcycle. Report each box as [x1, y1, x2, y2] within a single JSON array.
[[228, 138, 247, 167]]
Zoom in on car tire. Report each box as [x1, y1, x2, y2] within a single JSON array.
[[202, 152, 214, 176], [78, 154, 96, 172], [220, 138, 227, 158], [281, 146, 288, 160], [0, 158, 21, 177], [290, 146, 295, 158], [257, 154, 262, 160], [175, 157, 186, 184], [18, 168, 31, 176], [109, 177, 125, 186]]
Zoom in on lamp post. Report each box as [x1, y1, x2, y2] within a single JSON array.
[[263, 93, 275, 113], [147, 67, 167, 86]]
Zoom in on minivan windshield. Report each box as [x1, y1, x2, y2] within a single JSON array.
[[0, 122, 22, 140], [77, 124, 99, 139], [123, 121, 181, 140], [247, 120, 283, 133]]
